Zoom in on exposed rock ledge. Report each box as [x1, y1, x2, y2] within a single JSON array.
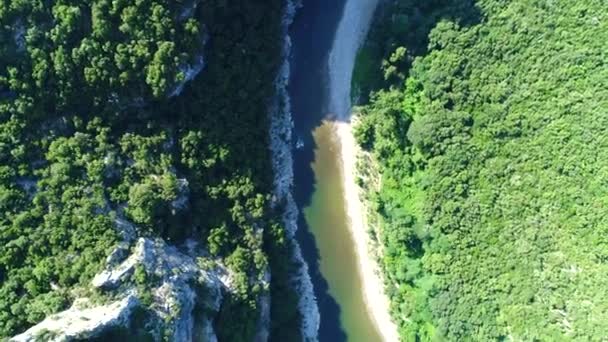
[[11, 296, 139, 342], [12, 238, 236, 342]]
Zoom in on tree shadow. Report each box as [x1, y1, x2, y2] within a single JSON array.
[[391, 0, 483, 56], [353, 0, 483, 104]]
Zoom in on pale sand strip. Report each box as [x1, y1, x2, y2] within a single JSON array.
[[334, 120, 399, 342], [326, 0, 398, 339]]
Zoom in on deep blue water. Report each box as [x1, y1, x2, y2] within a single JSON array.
[[288, 1, 350, 341]]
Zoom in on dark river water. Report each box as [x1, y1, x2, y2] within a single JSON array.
[[288, 1, 383, 341]]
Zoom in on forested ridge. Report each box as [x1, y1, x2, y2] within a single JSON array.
[[354, 0, 608, 340], [0, 0, 300, 340]]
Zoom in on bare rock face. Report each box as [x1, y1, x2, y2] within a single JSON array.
[[171, 178, 191, 212], [91, 240, 145, 289], [92, 237, 233, 342], [12, 236, 236, 342], [11, 296, 139, 342], [13, 19, 26, 52], [169, 55, 206, 97]]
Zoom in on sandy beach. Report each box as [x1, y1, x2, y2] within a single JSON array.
[[334, 120, 399, 342], [324, 0, 398, 339]]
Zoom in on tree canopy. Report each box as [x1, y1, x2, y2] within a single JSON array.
[[0, 0, 300, 340], [355, 0, 608, 340]]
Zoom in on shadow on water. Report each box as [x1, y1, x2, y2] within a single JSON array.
[[287, 0, 481, 341], [289, 0, 349, 341]]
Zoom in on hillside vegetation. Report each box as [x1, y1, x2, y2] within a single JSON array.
[[0, 0, 300, 340], [355, 0, 608, 340]]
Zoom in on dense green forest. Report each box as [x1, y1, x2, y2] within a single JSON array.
[[354, 0, 608, 340], [0, 0, 300, 340]]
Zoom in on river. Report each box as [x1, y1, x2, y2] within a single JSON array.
[[288, 0, 388, 341]]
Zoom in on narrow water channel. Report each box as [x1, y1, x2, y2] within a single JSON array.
[[289, 0, 382, 341], [303, 121, 383, 342]]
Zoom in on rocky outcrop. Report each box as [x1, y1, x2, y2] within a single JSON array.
[[171, 178, 190, 212], [92, 237, 231, 341], [168, 0, 207, 97], [13, 19, 26, 52], [169, 55, 206, 97], [11, 236, 236, 342], [92, 241, 141, 289], [254, 269, 271, 342], [11, 296, 139, 342]]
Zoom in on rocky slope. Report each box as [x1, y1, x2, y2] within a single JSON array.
[[11, 236, 242, 342]]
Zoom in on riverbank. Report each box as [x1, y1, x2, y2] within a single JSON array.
[[325, 0, 398, 339], [334, 119, 399, 342], [268, 0, 319, 340]]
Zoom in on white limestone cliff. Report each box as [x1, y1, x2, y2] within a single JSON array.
[[11, 296, 139, 342], [12, 236, 237, 342], [268, 0, 320, 340]]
